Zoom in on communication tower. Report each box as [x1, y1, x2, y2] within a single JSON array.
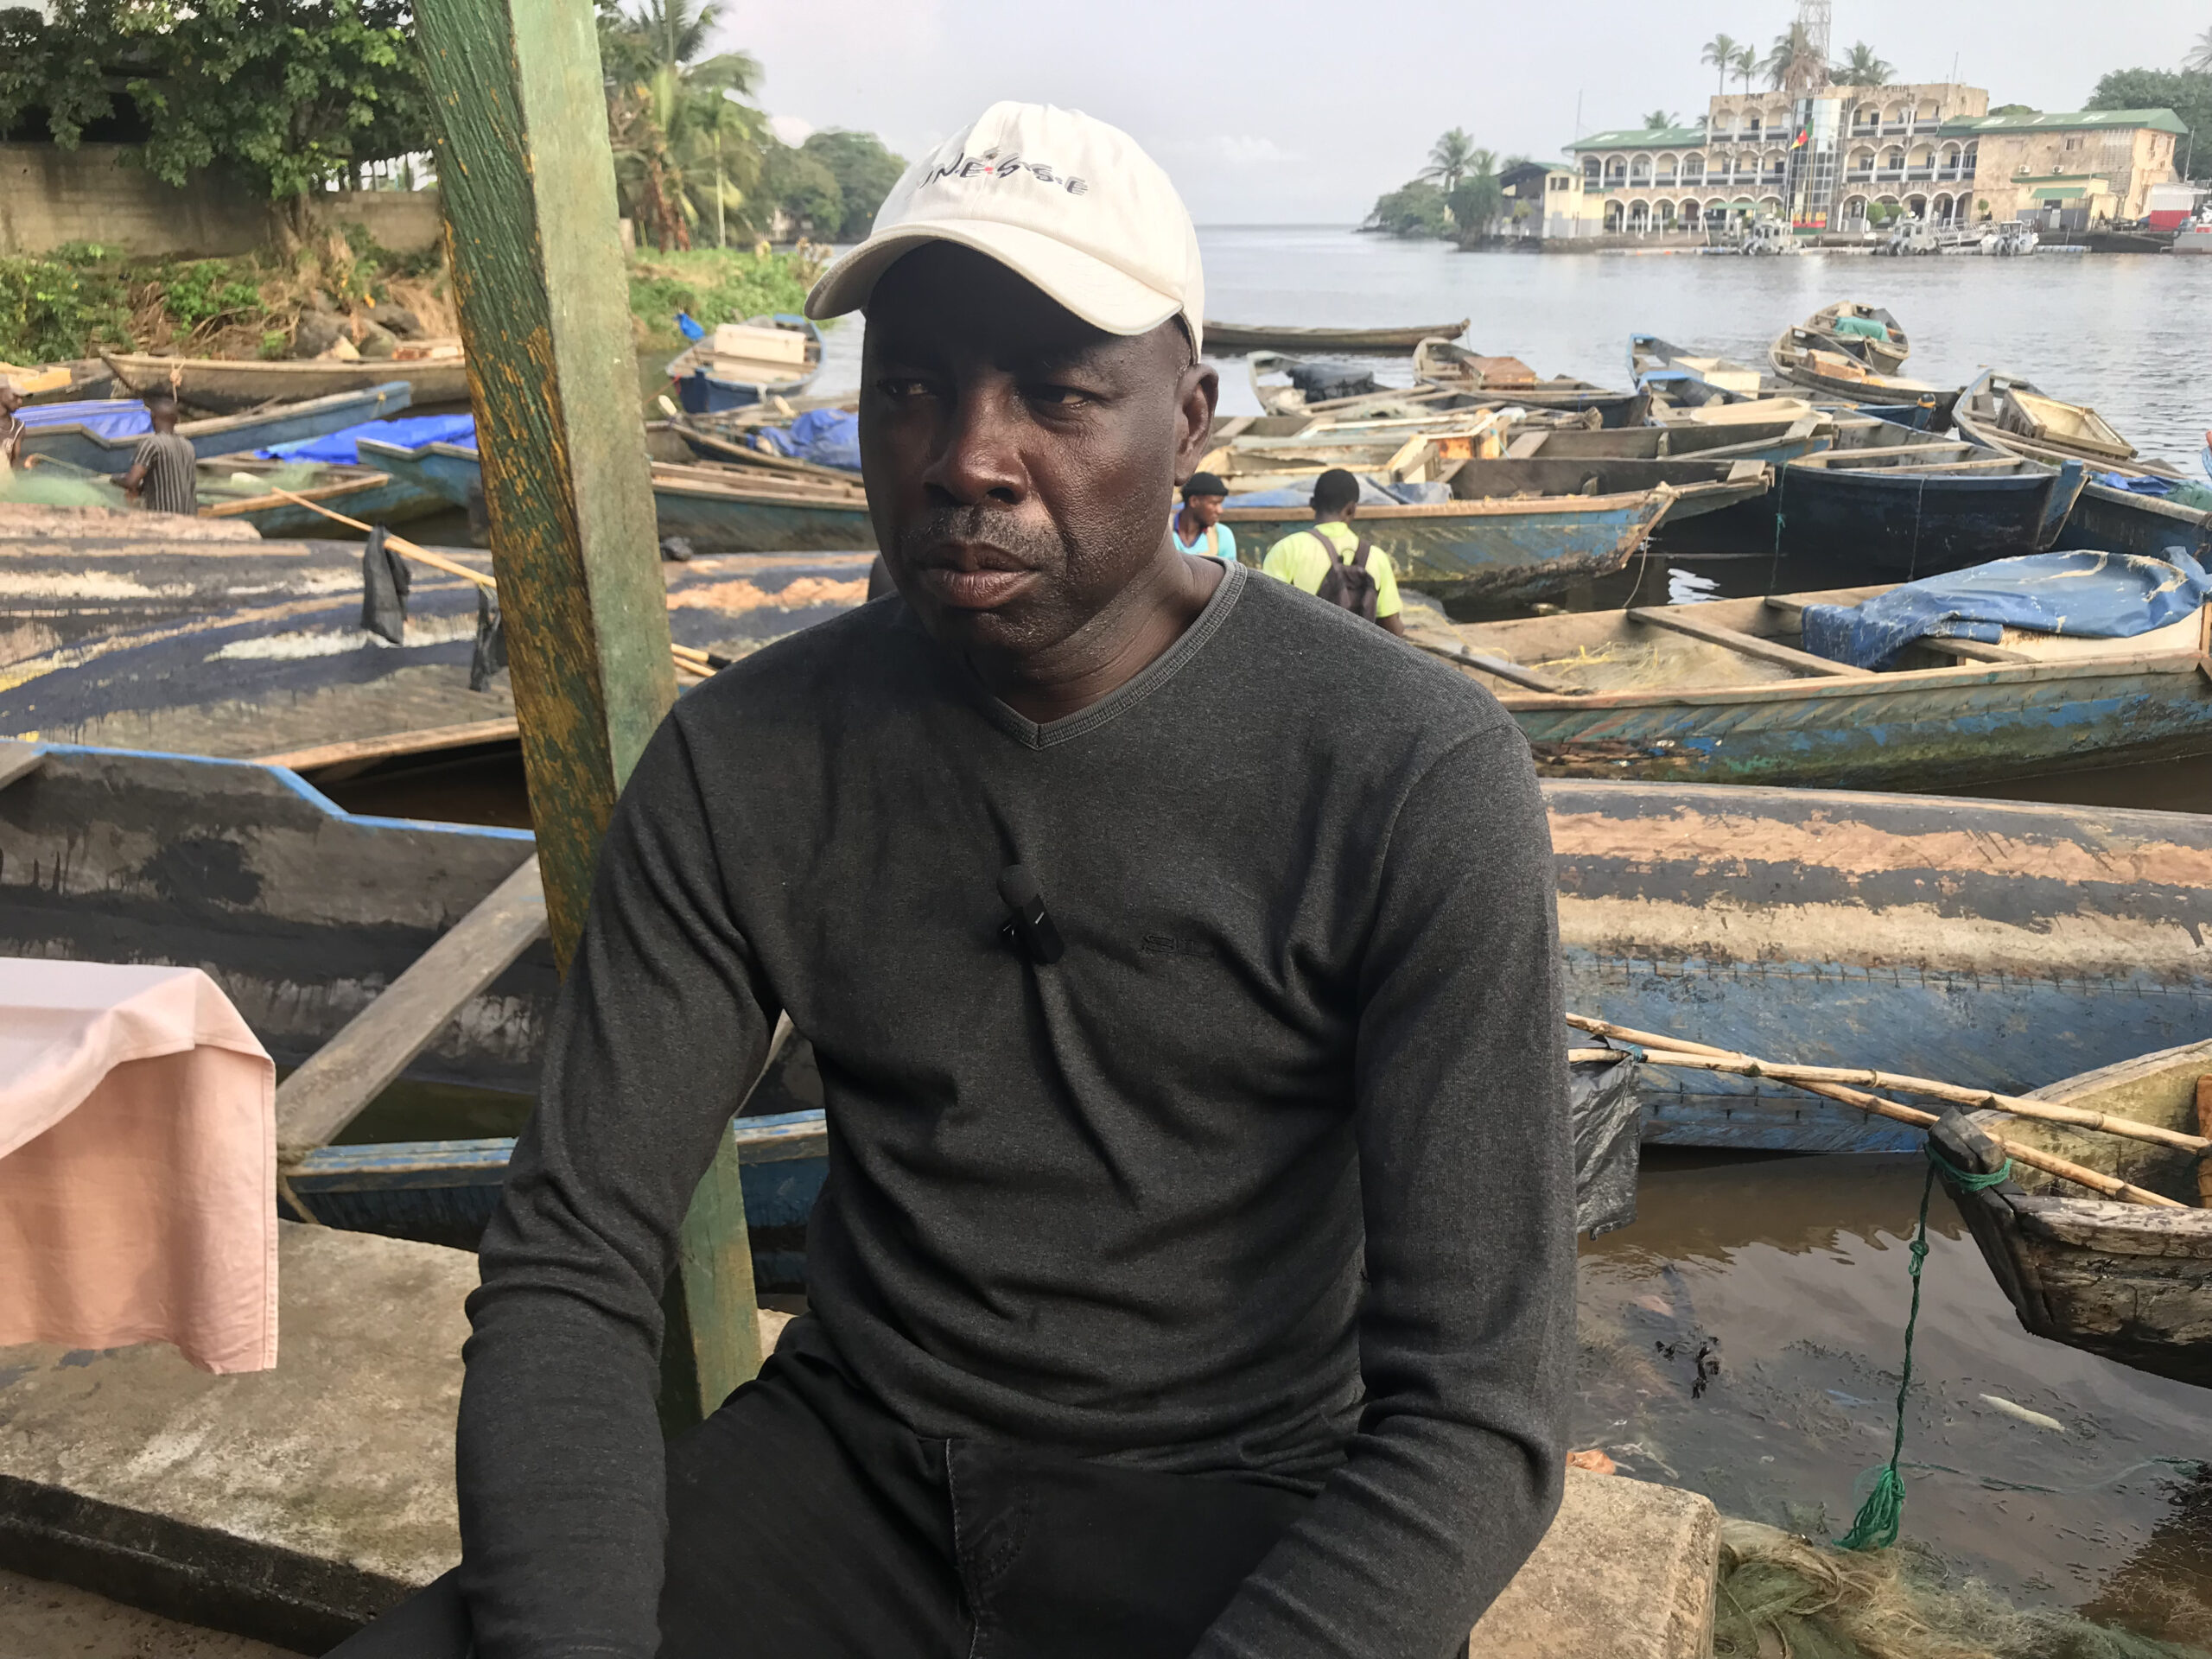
[[1797, 0, 1832, 67]]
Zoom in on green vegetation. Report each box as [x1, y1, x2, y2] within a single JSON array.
[[0, 0, 429, 251], [597, 0, 904, 249], [1641, 111, 1679, 130], [1835, 43, 1893, 87], [1701, 35, 1740, 96], [1369, 137, 1529, 244], [2085, 69, 2210, 178], [0, 239, 823, 366], [625, 245, 826, 350]]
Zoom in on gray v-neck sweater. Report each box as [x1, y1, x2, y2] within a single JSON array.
[[457, 564, 1574, 1657]]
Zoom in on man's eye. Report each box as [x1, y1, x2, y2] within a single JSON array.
[[1027, 385, 1094, 409], [875, 376, 933, 398]]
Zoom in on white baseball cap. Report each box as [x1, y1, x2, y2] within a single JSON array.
[[804, 101, 1205, 355]]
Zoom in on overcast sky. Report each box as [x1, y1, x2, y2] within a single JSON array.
[[726, 0, 2208, 224]]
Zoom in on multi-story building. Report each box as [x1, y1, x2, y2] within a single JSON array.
[[1559, 83, 2185, 236]]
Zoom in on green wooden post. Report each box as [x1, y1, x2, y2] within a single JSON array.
[[417, 0, 762, 1428]]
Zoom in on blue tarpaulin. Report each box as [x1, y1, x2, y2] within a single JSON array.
[[15, 399, 150, 440], [1802, 550, 2212, 671], [1224, 475, 1451, 509], [754, 408, 861, 473], [258, 414, 477, 465]]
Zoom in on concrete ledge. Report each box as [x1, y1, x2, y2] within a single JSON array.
[[1, 1224, 1713, 1657], [0, 1565, 290, 1657], [1469, 1467, 1719, 1657], [0, 1224, 473, 1652]]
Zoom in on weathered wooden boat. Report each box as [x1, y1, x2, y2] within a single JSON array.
[[103, 349, 470, 415], [14, 743, 2212, 1249], [1802, 301, 1910, 374], [1955, 371, 2212, 559], [1413, 338, 1648, 426], [1439, 455, 1771, 524], [1777, 441, 2085, 571], [668, 418, 862, 484], [1506, 415, 1832, 467], [1768, 327, 1958, 423], [1936, 1040, 2212, 1388], [3, 357, 114, 403], [1628, 334, 1768, 399], [663, 315, 823, 414], [1416, 575, 2212, 791], [0, 536, 874, 758], [359, 437, 878, 553], [16, 382, 414, 474], [1221, 486, 1676, 604], [1202, 319, 1465, 355], [1632, 338, 1942, 432]]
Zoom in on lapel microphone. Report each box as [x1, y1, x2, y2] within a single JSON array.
[[997, 864, 1065, 966]]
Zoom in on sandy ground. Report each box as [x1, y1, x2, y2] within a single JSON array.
[[0, 1568, 296, 1658]]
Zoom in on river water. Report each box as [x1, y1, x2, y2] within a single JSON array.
[[812, 224, 2212, 467], [405, 232, 2212, 1649]]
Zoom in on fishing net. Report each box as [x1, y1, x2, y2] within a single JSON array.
[[1714, 1520, 2212, 1659], [0, 470, 118, 509]]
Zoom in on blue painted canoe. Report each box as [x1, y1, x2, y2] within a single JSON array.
[[1432, 580, 2212, 793], [10, 745, 2212, 1237], [359, 439, 879, 554], [662, 314, 824, 415], [18, 382, 414, 474], [1221, 487, 1676, 604]]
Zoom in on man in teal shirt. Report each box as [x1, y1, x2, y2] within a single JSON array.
[[1169, 470, 1236, 563]]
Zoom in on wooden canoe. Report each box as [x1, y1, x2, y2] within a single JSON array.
[[1777, 440, 2087, 571], [1936, 1040, 2212, 1389], [19, 381, 414, 474], [1414, 338, 1648, 426], [1202, 319, 1466, 355], [662, 314, 823, 415], [1956, 370, 2212, 560], [1222, 486, 1677, 605], [1507, 415, 1832, 468], [22, 454, 448, 535], [361, 438, 878, 553], [16, 741, 2212, 1260], [104, 350, 471, 415], [1419, 578, 2212, 791], [1803, 301, 1910, 375], [1768, 327, 1957, 423]]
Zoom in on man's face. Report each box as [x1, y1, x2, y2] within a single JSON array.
[[1185, 493, 1224, 530], [859, 244, 1215, 659]]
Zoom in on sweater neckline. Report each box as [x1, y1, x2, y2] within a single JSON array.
[[966, 561, 1247, 752]]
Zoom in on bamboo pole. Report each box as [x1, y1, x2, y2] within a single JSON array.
[[1565, 1014, 2207, 1154], [268, 486, 717, 682], [2195, 1077, 2212, 1209], [1567, 1014, 2188, 1210]]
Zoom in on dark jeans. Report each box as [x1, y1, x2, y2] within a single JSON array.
[[329, 1346, 1311, 1658]]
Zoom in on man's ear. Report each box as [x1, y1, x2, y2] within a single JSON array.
[[1173, 361, 1218, 487]]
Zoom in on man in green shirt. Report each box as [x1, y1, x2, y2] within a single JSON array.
[[1261, 467, 1406, 636]]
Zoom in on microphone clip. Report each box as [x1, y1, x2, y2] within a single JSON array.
[[996, 863, 1065, 967]]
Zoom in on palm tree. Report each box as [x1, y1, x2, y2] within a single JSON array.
[[599, 0, 768, 248], [1732, 43, 1758, 96], [1643, 110, 1679, 130], [2186, 25, 2212, 73], [1701, 35, 1740, 96], [1449, 149, 1529, 240], [1763, 22, 1828, 92], [1835, 42, 1893, 87], [1422, 129, 1479, 193]]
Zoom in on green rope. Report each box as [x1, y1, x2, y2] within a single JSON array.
[[1836, 1143, 2014, 1553]]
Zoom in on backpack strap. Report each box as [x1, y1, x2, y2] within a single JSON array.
[[1310, 525, 1345, 565], [1350, 536, 1372, 572]]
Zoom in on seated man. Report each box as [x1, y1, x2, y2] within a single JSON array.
[[340, 100, 1570, 1659]]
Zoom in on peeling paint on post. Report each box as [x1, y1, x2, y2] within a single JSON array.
[[416, 0, 760, 1426]]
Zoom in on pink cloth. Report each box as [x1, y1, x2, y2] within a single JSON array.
[[0, 959, 276, 1372]]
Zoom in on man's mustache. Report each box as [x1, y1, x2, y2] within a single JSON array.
[[896, 505, 1063, 571]]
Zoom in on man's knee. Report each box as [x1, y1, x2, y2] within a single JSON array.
[[323, 1567, 471, 1657]]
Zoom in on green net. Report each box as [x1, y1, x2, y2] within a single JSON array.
[[1716, 1521, 2212, 1659]]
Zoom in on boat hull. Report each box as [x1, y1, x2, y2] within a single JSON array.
[[363, 442, 878, 553], [1202, 321, 1466, 355], [1504, 650, 2212, 792], [1775, 460, 2084, 569], [2054, 480, 2212, 560], [10, 748, 2212, 1262], [1943, 1040, 2212, 1387], [1451, 457, 1770, 524], [21, 383, 414, 474], [1222, 491, 1673, 603], [105, 353, 470, 414]]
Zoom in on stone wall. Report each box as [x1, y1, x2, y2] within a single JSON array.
[[0, 143, 445, 258], [0, 143, 264, 257]]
